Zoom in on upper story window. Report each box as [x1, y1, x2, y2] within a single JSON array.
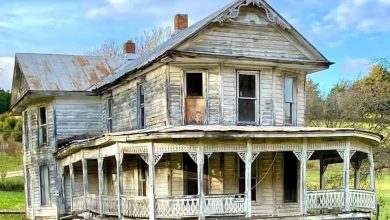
[[38, 106, 48, 146], [23, 111, 29, 150], [138, 84, 145, 129], [185, 72, 205, 125], [237, 71, 258, 124], [107, 97, 113, 133], [284, 77, 296, 125]]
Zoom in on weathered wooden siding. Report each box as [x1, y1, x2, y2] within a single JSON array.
[[296, 74, 306, 126], [54, 97, 102, 140], [63, 167, 71, 212], [260, 68, 274, 126], [207, 68, 221, 124], [87, 160, 99, 194], [155, 155, 169, 197], [123, 156, 139, 196], [23, 101, 58, 219], [170, 153, 184, 196], [104, 65, 168, 133], [274, 70, 284, 126], [168, 65, 184, 126], [221, 66, 237, 125], [223, 153, 239, 194], [209, 153, 223, 194]]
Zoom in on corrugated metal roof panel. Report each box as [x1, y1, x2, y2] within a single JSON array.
[[16, 53, 128, 91]]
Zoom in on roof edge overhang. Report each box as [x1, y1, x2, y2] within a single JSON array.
[[54, 126, 382, 159], [9, 90, 97, 115]]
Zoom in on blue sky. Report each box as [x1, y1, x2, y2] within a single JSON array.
[[0, 0, 389, 94]]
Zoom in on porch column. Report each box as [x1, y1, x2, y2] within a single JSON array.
[[352, 160, 361, 189], [300, 138, 308, 214], [319, 155, 327, 190], [369, 147, 375, 191], [82, 158, 88, 210], [147, 142, 156, 220], [245, 139, 253, 218], [343, 139, 351, 211], [98, 157, 104, 216], [69, 161, 74, 212], [116, 153, 123, 218], [197, 144, 205, 220]]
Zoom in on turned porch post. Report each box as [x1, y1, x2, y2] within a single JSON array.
[[148, 142, 156, 220], [343, 138, 351, 211], [300, 138, 308, 214], [245, 139, 252, 218], [369, 147, 375, 191], [116, 152, 123, 218], [98, 157, 104, 216], [352, 160, 361, 189], [319, 155, 327, 190], [197, 144, 205, 220], [69, 161, 74, 212], [82, 158, 88, 210]]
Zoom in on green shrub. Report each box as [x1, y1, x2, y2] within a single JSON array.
[[0, 177, 24, 191]]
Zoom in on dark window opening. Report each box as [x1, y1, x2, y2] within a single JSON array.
[[283, 152, 298, 203], [138, 84, 145, 129], [38, 107, 48, 146], [138, 157, 147, 196], [239, 158, 256, 201], [183, 153, 198, 195], [238, 73, 257, 123], [40, 165, 50, 205], [186, 73, 203, 96], [284, 77, 294, 125], [107, 98, 113, 133]]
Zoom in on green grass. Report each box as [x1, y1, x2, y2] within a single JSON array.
[[0, 154, 23, 173], [377, 175, 390, 219], [0, 214, 25, 220], [0, 191, 25, 210]]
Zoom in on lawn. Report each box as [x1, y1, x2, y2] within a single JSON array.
[[377, 175, 390, 219], [0, 191, 25, 210]]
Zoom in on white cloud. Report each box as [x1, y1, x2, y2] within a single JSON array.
[[0, 57, 15, 91], [86, 0, 153, 19], [320, 0, 390, 33], [343, 58, 373, 77]]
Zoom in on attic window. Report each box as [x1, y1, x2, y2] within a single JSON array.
[[38, 106, 48, 146], [186, 73, 203, 96]]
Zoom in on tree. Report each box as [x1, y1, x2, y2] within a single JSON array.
[[89, 26, 172, 58], [0, 89, 10, 114], [305, 79, 323, 126]]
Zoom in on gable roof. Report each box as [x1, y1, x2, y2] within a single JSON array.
[[93, 0, 331, 91], [15, 53, 127, 92]]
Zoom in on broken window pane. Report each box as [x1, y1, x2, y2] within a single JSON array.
[[186, 73, 203, 96], [239, 74, 256, 98], [238, 99, 256, 122], [39, 107, 46, 125]]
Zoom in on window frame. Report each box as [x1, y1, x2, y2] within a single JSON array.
[[38, 106, 48, 147], [185, 72, 205, 97], [137, 84, 145, 129], [236, 70, 259, 125], [39, 164, 50, 206], [106, 97, 113, 133], [23, 110, 29, 150], [283, 75, 297, 126]]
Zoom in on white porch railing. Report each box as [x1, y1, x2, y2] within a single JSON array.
[[72, 195, 85, 212], [307, 189, 344, 210], [350, 190, 376, 210], [156, 195, 199, 218], [86, 194, 99, 213], [121, 196, 149, 218], [205, 194, 246, 216], [102, 195, 118, 216]]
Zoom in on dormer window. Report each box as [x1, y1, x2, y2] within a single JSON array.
[[284, 77, 296, 125], [38, 106, 48, 146], [107, 97, 113, 133], [138, 84, 145, 129]]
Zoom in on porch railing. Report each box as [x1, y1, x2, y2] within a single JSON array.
[[350, 190, 376, 210], [86, 194, 99, 213], [72, 195, 85, 212], [307, 189, 344, 210], [102, 195, 118, 216], [205, 194, 246, 216], [156, 195, 199, 218], [121, 196, 149, 218]]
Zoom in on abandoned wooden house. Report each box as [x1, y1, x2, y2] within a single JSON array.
[[10, 0, 381, 219]]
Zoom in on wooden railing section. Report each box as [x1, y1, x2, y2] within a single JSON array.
[[121, 196, 149, 218], [72, 196, 85, 212], [156, 195, 199, 218], [350, 190, 376, 210], [86, 194, 99, 213], [205, 194, 246, 216], [307, 189, 344, 210], [102, 195, 118, 216]]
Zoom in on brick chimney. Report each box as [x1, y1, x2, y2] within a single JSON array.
[[123, 40, 137, 60], [174, 14, 188, 31]]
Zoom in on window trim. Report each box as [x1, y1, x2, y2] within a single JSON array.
[[38, 106, 48, 147], [184, 71, 205, 98], [23, 110, 29, 150], [283, 75, 297, 126], [183, 71, 207, 125], [106, 97, 113, 133], [39, 164, 50, 206], [137, 84, 145, 129], [236, 70, 260, 125]]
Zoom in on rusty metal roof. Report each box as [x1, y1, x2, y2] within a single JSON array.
[[16, 53, 128, 91]]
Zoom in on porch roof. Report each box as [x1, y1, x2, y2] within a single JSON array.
[[54, 125, 382, 158]]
